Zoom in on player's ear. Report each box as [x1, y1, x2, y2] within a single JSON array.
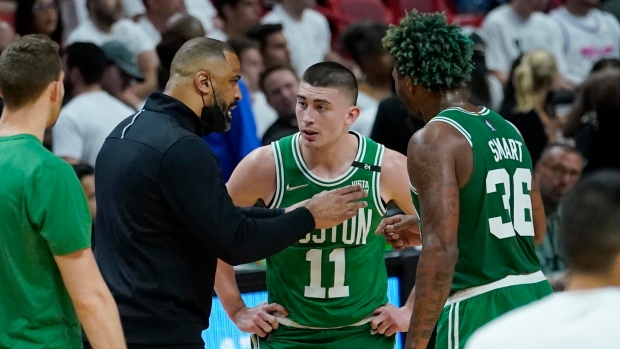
[[344, 106, 360, 126]]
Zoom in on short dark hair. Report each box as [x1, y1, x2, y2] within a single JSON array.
[[301, 62, 358, 104], [259, 63, 297, 92], [246, 23, 284, 49], [590, 57, 620, 75], [227, 36, 260, 59], [213, 0, 242, 20], [339, 21, 387, 65], [72, 163, 95, 180], [383, 10, 473, 92], [170, 37, 235, 76], [0, 34, 61, 109], [15, 0, 63, 45], [559, 170, 620, 274], [66, 42, 107, 85]]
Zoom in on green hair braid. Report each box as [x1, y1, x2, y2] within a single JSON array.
[[383, 10, 474, 92]]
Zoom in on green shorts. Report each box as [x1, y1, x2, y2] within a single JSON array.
[[435, 272, 552, 349], [251, 323, 395, 349]]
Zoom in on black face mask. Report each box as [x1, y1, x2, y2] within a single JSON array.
[[200, 80, 232, 133]]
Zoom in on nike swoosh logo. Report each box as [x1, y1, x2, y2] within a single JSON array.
[[286, 183, 309, 191]]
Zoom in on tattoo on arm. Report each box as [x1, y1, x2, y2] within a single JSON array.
[[405, 128, 460, 349]]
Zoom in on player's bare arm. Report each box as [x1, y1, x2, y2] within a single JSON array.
[[405, 122, 468, 349], [370, 148, 419, 336], [216, 145, 283, 336], [226, 145, 278, 206], [531, 178, 546, 246]]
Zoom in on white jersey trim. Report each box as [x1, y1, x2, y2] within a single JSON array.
[[445, 271, 546, 306], [428, 117, 473, 147]]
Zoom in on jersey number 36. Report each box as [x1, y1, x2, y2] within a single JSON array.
[[486, 168, 535, 239]]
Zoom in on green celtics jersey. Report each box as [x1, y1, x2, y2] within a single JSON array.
[[411, 107, 541, 293], [267, 132, 388, 328]]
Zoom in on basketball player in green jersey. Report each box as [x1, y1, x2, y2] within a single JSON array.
[[376, 10, 553, 349], [214, 62, 420, 348]]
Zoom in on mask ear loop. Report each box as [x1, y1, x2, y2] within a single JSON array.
[[200, 76, 218, 107]]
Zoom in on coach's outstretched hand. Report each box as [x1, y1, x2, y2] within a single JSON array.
[[376, 214, 422, 249], [305, 185, 367, 229]]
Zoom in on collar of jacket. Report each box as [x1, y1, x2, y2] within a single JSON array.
[[143, 92, 213, 136]]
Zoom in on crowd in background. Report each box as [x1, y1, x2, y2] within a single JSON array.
[[0, 0, 619, 292]]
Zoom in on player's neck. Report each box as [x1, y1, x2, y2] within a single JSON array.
[[567, 271, 620, 291], [0, 101, 50, 142], [424, 91, 479, 123], [300, 132, 358, 178]]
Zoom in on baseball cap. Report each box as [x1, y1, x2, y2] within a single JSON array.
[[101, 41, 144, 82]]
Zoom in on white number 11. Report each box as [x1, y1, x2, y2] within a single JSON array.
[[304, 248, 349, 299]]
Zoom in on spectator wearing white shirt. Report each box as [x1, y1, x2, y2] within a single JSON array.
[[136, 0, 186, 48], [261, 0, 331, 76], [466, 170, 620, 349], [549, 0, 620, 85], [53, 42, 134, 167], [209, 0, 261, 42], [66, 0, 160, 101], [479, 0, 567, 87]]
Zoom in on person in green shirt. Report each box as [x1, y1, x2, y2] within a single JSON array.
[[0, 34, 125, 349]]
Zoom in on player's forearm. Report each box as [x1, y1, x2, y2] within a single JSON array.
[[214, 260, 247, 319], [75, 288, 126, 348], [404, 285, 416, 309], [405, 246, 458, 349]]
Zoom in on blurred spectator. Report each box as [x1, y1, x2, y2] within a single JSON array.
[[67, 0, 160, 100], [479, 0, 566, 89], [184, 0, 218, 34], [466, 32, 492, 107], [227, 37, 262, 94], [228, 36, 277, 138], [15, 0, 63, 45], [262, 0, 331, 76], [549, 0, 620, 85], [564, 67, 620, 173], [202, 77, 260, 181], [602, 0, 620, 23], [260, 64, 299, 145], [137, 0, 186, 47], [53, 42, 134, 167], [101, 40, 146, 110], [590, 57, 620, 74], [0, 20, 17, 54], [209, 0, 261, 41], [505, 50, 559, 164], [72, 163, 97, 247], [156, 14, 206, 91], [369, 95, 424, 156], [534, 144, 583, 287], [246, 23, 291, 68], [339, 21, 393, 136], [466, 170, 620, 349]]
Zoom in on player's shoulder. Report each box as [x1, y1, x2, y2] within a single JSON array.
[[380, 147, 407, 172], [243, 144, 275, 166]]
